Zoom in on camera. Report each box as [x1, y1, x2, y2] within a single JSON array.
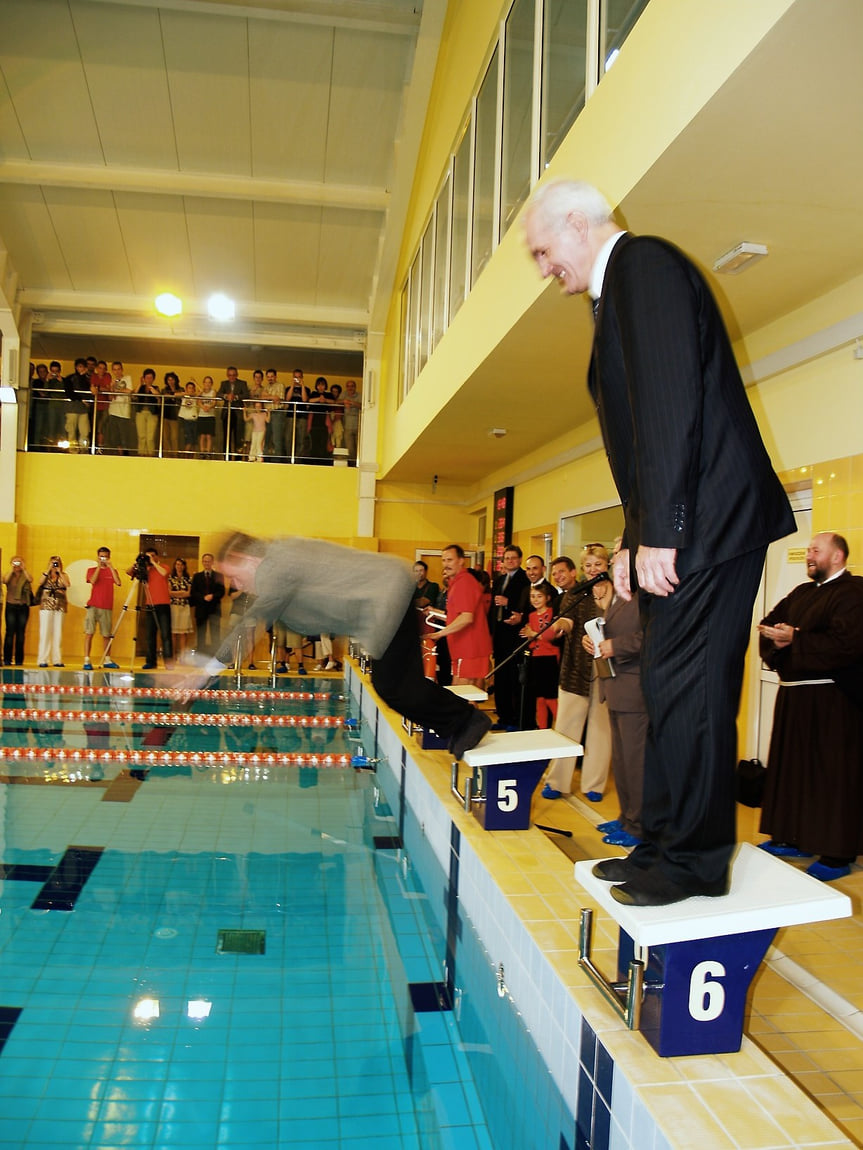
[[133, 552, 152, 581], [12, 559, 20, 567], [52, 560, 60, 569]]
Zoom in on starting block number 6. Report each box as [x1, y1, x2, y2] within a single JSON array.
[[497, 779, 518, 812], [688, 960, 726, 1021]]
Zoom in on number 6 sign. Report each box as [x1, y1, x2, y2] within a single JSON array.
[[619, 930, 775, 1056]]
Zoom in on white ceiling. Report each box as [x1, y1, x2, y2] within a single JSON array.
[[3, 0, 862, 487], [0, 0, 428, 375]]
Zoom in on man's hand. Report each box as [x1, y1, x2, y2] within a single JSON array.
[[505, 611, 522, 626], [613, 548, 632, 601], [757, 622, 795, 649], [635, 546, 679, 597]]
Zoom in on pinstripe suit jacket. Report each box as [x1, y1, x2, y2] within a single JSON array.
[[588, 234, 794, 579]]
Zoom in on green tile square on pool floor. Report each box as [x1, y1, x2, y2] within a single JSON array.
[[216, 929, 266, 955]]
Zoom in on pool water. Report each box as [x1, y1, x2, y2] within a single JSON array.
[[0, 671, 582, 1150], [0, 674, 499, 1149]]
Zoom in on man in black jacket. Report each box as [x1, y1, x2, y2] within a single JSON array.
[[489, 545, 530, 729], [525, 178, 794, 905], [189, 554, 225, 655]]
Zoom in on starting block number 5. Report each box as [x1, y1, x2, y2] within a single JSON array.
[[497, 779, 518, 812], [688, 960, 726, 1021]]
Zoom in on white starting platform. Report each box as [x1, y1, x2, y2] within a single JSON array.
[[404, 685, 489, 749], [574, 842, 851, 1057], [454, 730, 582, 831]]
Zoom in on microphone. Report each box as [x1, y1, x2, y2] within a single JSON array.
[[582, 571, 611, 589]]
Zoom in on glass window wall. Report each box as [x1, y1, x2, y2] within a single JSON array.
[[470, 47, 499, 287], [541, 0, 588, 168], [449, 127, 471, 322], [501, 0, 535, 236]]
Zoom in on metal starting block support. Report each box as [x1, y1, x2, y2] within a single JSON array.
[[404, 685, 490, 750], [456, 730, 582, 830], [574, 843, 851, 1057]]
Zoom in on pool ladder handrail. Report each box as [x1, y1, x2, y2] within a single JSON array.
[[577, 907, 645, 1030], [450, 760, 474, 812]]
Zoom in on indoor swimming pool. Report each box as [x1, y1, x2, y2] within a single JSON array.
[[0, 669, 575, 1150]]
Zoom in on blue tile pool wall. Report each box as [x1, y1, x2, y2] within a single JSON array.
[[386, 792, 578, 1150], [350, 666, 664, 1150], [368, 791, 494, 1150]]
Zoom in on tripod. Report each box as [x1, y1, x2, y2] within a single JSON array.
[[98, 577, 139, 669]]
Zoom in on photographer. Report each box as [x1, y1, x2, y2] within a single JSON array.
[[83, 547, 122, 670], [36, 556, 71, 667], [3, 556, 34, 666], [126, 549, 173, 669]]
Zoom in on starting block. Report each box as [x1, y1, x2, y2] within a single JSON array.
[[574, 843, 851, 1056], [404, 685, 489, 750], [454, 730, 582, 830]]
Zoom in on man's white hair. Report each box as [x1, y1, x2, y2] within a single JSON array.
[[527, 179, 614, 229]]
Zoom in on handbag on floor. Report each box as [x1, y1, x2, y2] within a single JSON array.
[[735, 757, 767, 807]]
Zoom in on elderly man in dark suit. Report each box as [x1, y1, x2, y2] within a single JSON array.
[[525, 179, 794, 906]]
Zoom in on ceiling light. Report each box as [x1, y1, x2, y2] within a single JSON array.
[[713, 242, 768, 275], [488, 428, 508, 439], [155, 292, 182, 317], [208, 292, 235, 322]]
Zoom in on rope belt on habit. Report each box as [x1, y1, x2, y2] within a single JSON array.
[[778, 678, 835, 687]]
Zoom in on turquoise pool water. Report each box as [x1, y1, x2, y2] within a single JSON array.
[[0, 669, 582, 1150]]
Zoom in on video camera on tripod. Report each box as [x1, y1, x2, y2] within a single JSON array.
[[131, 552, 152, 582]]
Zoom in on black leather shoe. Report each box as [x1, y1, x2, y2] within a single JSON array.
[[610, 871, 729, 907], [450, 709, 492, 761], [592, 856, 645, 883]]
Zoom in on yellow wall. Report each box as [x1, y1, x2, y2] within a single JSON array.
[[4, 454, 364, 663], [377, 0, 797, 477]]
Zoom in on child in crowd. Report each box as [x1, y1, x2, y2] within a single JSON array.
[[245, 401, 270, 463], [178, 382, 198, 455], [523, 583, 560, 728]]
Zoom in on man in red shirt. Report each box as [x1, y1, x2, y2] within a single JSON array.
[[431, 545, 492, 688], [126, 549, 173, 669], [83, 547, 122, 670]]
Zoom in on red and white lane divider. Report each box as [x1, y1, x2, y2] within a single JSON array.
[[0, 746, 360, 768], [0, 682, 336, 703], [0, 708, 355, 729]]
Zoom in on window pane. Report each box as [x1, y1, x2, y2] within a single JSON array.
[[418, 220, 434, 372], [405, 252, 421, 394], [470, 46, 499, 286], [542, 0, 587, 166], [399, 282, 410, 401], [603, 0, 651, 73], [449, 129, 470, 320], [501, 0, 535, 235], [432, 173, 451, 349]]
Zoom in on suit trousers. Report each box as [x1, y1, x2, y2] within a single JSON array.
[[630, 547, 766, 890], [492, 625, 523, 726], [371, 603, 474, 739], [545, 676, 611, 795], [609, 709, 648, 838]]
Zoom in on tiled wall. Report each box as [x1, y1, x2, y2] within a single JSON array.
[[347, 664, 853, 1150], [347, 663, 666, 1150]]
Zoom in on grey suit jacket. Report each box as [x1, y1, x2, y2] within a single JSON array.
[[588, 234, 794, 579], [597, 595, 645, 713]]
